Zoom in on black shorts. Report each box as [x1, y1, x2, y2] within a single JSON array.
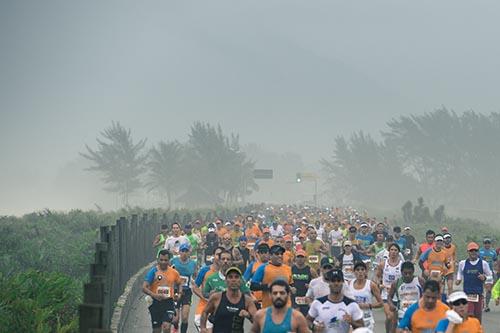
[[178, 289, 192, 306], [148, 298, 176, 328]]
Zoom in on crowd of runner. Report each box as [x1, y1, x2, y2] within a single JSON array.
[[142, 205, 500, 333]]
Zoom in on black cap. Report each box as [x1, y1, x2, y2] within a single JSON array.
[[324, 269, 344, 281], [257, 243, 270, 253], [320, 257, 335, 268], [270, 244, 285, 254], [349, 226, 357, 232]]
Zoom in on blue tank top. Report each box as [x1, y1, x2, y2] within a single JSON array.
[[263, 307, 292, 333], [463, 258, 484, 294]]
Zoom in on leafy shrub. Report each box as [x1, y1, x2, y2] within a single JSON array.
[[0, 270, 81, 333]]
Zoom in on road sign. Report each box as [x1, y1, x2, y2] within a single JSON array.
[[253, 169, 273, 179]]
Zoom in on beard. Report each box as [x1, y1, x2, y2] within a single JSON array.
[[273, 298, 286, 308]]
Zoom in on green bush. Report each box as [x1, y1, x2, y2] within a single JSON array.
[[0, 270, 81, 333]]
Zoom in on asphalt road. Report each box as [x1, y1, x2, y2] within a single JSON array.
[[123, 292, 500, 333]]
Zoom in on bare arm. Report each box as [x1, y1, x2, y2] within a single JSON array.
[[310, 267, 318, 279], [200, 293, 220, 330], [370, 281, 383, 308], [293, 310, 311, 333], [250, 309, 264, 333], [386, 281, 398, 311]]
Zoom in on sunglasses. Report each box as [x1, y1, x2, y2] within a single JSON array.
[[452, 299, 468, 306], [468, 249, 478, 252]]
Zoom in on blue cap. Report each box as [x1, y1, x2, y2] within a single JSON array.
[[239, 236, 248, 242], [179, 243, 191, 252]]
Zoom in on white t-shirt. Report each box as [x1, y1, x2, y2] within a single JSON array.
[[164, 235, 189, 254], [306, 277, 353, 300], [308, 295, 363, 333], [269, 224, 284, 237], [329, 229, 344, 246]]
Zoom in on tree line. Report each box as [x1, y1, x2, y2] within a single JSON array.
[[321, 108, 500, 214], [81, 121, 257, 208]]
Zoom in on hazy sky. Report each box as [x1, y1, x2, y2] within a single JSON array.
[[2, 1, 500, 214]]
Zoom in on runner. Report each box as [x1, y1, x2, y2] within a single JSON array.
[[397, 280, 449, 333], [200, 267, 257, 333], [418, 234, 449, 293], [282, 235, 295, 266], [192, 247, 223, 331], [414, 230, 435, 270], [303, 227, 328, 273], [376, 243, 403, 333], [387, 261, 424, 325], [336, 240, 362, 283], [442, 233, 457, 296], [251, 280, 310, 333], [234, 236, 250, 273], [455, 241, 493, 323], [307, 269, 364, 332], [305, 257, 336, 301], [170, 244, 197, 333], [183, 223, 201, 263], [244, 243, 270, 308], [203, 224, 219, 264], [347, 261, 383, 331], [250, 244, 293, 308], [153, 224, 169, 257], [392, 226, 406, 254], [164, 222, 190, 257], [479, 237, 497, 312], [142, 249, 184, 333], [328, 220, 345, 258], [291, 249, 318, 316], [435, 291, 483, 333], [401, 227, 416, 261]]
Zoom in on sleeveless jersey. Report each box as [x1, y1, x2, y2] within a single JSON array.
[[262, 307, 293, 333], [212, 291, 246, 333], [342, 254, 355, 281], [381, 259, 402, 300], [347, 279, 374, 328], [395, 276, 422, 319]]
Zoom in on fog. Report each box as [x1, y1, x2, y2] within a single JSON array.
[[2, 1, 500, 216]]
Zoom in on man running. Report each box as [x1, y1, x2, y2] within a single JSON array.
[[397, 280, 449, 333], [306, 257, 336, 301], [200, 267, 257, 333], [292, 249, 318, 316], [307, 269, 364, 332], [479, 237, 497, 312], [401, 227, 416, 261], [165, 222, 190, 257], [414, 229, 435, 268], [251, 280, 310, 333], [441, 233, 457, 296], [455, 241, 493, 323], [387, 261, 424, 325], [303, 227, 328, 273], [204, 249, 250, 298], [170, 244, 197, 333], [250, 244, 293, 308], [143, 249, 184, 333], [153, 224, 169, 257], [183, 223, 201, 263]]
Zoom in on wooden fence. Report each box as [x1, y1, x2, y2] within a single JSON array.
[[78, 209, 242, 332]]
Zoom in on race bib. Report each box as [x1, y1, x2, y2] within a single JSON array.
[[308, 255, 319, 264], [430, 270, 441, 280], [190, 255, 198, 261], [467, 294, 479, 302], [180, 276, 190, 287], [295, 296, 307, 305], [205, 255, 214, 262], [157, 286, 171, 297], [388, 274, 396, 282]]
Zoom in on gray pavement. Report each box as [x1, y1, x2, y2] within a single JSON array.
[[123, 292, 500, 333]]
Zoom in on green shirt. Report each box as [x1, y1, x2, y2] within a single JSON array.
[[203, 271, 250, 297], [186, 233, 200, 255]]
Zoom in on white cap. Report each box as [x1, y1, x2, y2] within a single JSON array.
[[404, 226, 411, 230], [360, 223, 368, 228], [434, 235, 444, 242], [448, 291, 467, 303], [225, 222, 231, 226], [208, 227, 216, 232]]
